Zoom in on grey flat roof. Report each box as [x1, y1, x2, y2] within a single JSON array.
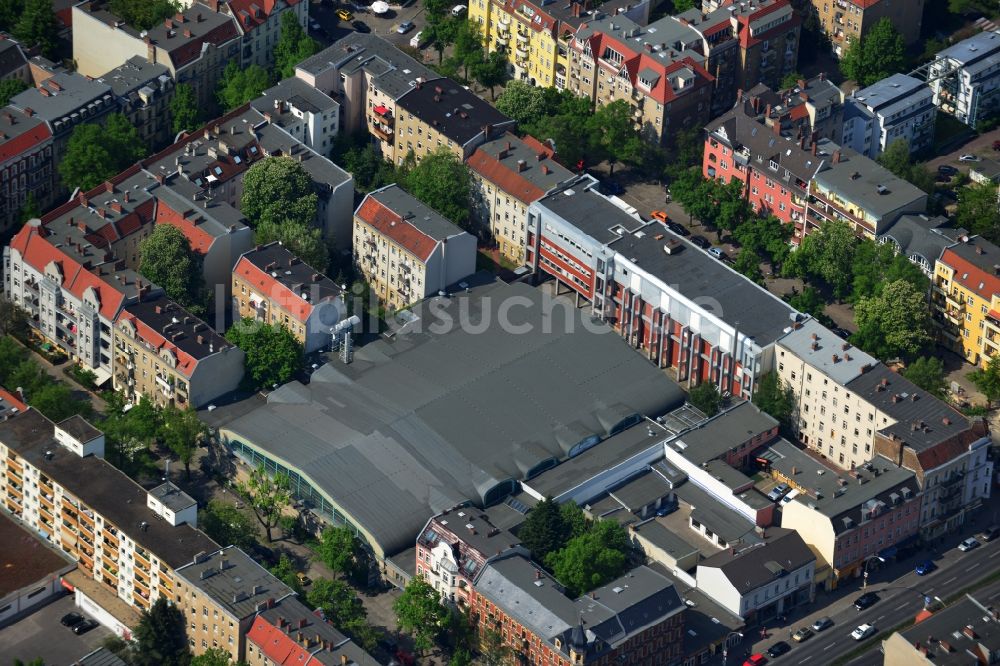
[[10, 71, 113, 123], [879, 214, 962, 267], [397, 81, 512, 146], [535, 184, 646, 244], [776, 319, 877, 385], [698, 528, 814, 594], [608, 470, 673, 511], [368, 184, 465, 241], [468, 132, 576, 201], [897, 594, 1000, 664], [148, 482, 196, 513], [174, 546, 294, 621], [254, 121, 351, 188], [937, 29, 1000, 66], [211, 280, 686, 555], [851, 74, 929, 113], [252, 76, 339, 117], [669, 401, 778, 466], [524, 418, 676, 501], [98, 56, 170, 98], [704, 460, 753, 491], [630, 519, 701, 563], [610, 227, 803, 346], [73, 648, 130, 666], [674, 483, 761, 547], [846, 364, 972, 453], [816, 148, 926, 220]]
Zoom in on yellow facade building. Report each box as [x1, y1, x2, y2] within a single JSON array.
[[932, 235, 1000, 367]]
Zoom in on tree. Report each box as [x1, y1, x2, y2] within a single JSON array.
[[495, 81, 551, 127], [139, 225, 205, 313], [689, 381, 721, 416], [0, 294, 28, 338], [109, 0, 178, 30], [394, 576, 450, 654], [786, 285, 827, 320], [852, 279, 932, 361], [14, 0, 58, 58], [780, 71, 805, 90], [589, 100, 643, 176], [19, 191, 40, 221], [787, 220, 857, 301], [840, 18, 906, 86], [158, 405, 206, 479], [752, 372, 794, 431], [474, 50, 508, 101], [479, 627, 511, 666], [234, 463, 292, 542], [733, 215, 792, 270], [0, 0, 24, 32], [517, 495, 571, 562], [241, 156, 317, 229], [190, 648, 232, 666], [225, 318, 302, 389], [270, 553, 304, 594], [423, 16, 459, 64], [404, 147, 472, 229], [217, 61, 272, 111], [307, 578, 367, 631], [956, 181, 1000, 243], [317, 525, 363, 578], [903, 356, 947, 399], [451, 20, 483, 81], [133, 597, 192, 666], [255, 220, 329, 272], [969, 355, 1000, 408], [0, 78, 28, 106], [670, 0, 696, 10], [877, 138, 915, 179], [732, 248, 765, 285], [29, 381, 92, 421], [170, 83, 201, 136], [850, 238, 928, 302], [59, 114, 147, 191], [199, 500, 257, 551], [546, 520, 630, 597], [274, 11, 318, 78]]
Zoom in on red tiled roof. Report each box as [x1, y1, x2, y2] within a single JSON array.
[[941, 247, 1000, 301], [9, 224, 126, 321], [234, 256, 313, 323], [117, 310, 198, 378], [502, 0, 556, 34], [246, 616, 315, 666], [155, 201, 216, 255], [521, 135, 555, 158], [0, 116, 51, 164], [227, 0, 300, 32], [166, 18, 240, 69], [354, 196, 439, 262], [915, 421, 989, 473], [0, 388, 27, 413], [467, 148, 546, 204], [737, 1, 799, 49]]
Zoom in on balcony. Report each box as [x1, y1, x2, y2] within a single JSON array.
[[371, 123, 393, 142], [371, 105, 393, 125], [102, 560, 119, 577], [516, 45, 528, 58], [516, 31, 528, 44]]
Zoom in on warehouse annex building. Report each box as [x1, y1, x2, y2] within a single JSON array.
[[208, 279, 685, 582]]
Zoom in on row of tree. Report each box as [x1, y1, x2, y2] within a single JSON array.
[[0, 0, 59, 58], [0, 334, 93, 421]]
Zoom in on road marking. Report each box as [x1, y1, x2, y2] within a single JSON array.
[[967, 564, 978, 572], [824, 643, 835, 651], [991, 550, 1000, 559], [798, 658, 811, 664], [895, 603, 908, 610], [877, 615, 885, 621], [944, 576, 957, 585]]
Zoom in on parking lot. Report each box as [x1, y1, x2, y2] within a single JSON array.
[[309, 0, 429, 50], [0, 594, 112, 665]]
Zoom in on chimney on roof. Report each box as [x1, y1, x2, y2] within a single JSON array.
[[165, 18, 173, 28], [311, 273, 321, 282], [278, 616, 286, 628], [299, 618, 308, 629], [341, 656, 348, 666], [542, 164, 550, 175], [832, 150, 841, 164], [175, 11, 185, 22], [977, 245, 985, 255], [97, 208, 106, 219], [111, 202, 122, 214], [183, 28, 191, 38], [124, 191, 129, 203], [812, 141, 817, 156], [765, 104, 771, 117], [773, 120, 781, 135], [517, 159, 527, 172]]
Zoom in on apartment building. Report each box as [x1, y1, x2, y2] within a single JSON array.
[[0, 107, 55, 233], [213, 0, 308, 69], [776, 319, 993, 537], [761, 74, 844, 143], [98, 57, 175, 151], [696, 528, 815, 621], [173, 546, 295, 661], [527, 181, 803, 397], [415, 509, 521, 607], [811, 0, 924, 58], [466, 132, 576, 264], [114, 296, 244, 408], [470, 553, 686, 666], [804, 146, 927, 239], [878, 213, 963, 277], [0, 36, 30, 84], [0, 408, 219, 618], [294, 33, 439, 142], [393, 81, 514, 164], [245, 596, 379, 666], [353, 184, 477, 310], [883, 594, 1000, 666], [703, 89, 829, 233], [232, 241, 345, 353], [842, 74, 936, 159], [73, 1, 241, 110], [928, 30, 1000, 127], [932, 234, 1000, 366], [777, 449, 921, 589], [469, 0, 647, 89], [250, 77, 340, 153]]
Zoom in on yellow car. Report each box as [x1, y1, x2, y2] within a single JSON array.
[[336, 8, 354, 21]]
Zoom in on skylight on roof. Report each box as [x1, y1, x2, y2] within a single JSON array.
[[213, 166, 223, 176]]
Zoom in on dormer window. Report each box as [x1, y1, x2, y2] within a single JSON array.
[[602, 47, 623, 65]]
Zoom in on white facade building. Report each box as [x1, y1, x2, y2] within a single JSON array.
[[842, 74, 936, 158], [928, 30, 1000, 127]]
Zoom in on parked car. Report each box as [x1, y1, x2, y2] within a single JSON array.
[[851, 624, 877, 641], [336, 8, 354, 20], [655, 504, 677, 517], [690, 235, 711, 249], [742, 654, 768, 666], [938, 164, 958, 175], [667, 222, 690, 236], [979, 526, 1000, 542], [396, 20, 415, 33], [708, 247, 727, 260], [811, 617, 834, 632], [352, 20, 370, 32], [854, 592, 879, 611], [767, 641, 791, 658], [767, 483, 790, 502], [792, 628, 813, 642], [296, 572, 312, 586], [73, 619, 99, 635], [451, 4, 467, 16], [651, 210, 670, 223], [993, 139, 1000, 151], [915, 560, 936, 575], [61, 612, 85, 628], [959, 537, 981, 552], [959, 154, 981, 162]]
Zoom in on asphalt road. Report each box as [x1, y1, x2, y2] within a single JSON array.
[[733, 534, 1000, 666]]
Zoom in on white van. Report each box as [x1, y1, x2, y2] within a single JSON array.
[[451, 4, 467, 16]]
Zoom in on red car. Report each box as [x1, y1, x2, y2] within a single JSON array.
[[743, 655, 768, 666], [993, 140, 1000, 151]]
